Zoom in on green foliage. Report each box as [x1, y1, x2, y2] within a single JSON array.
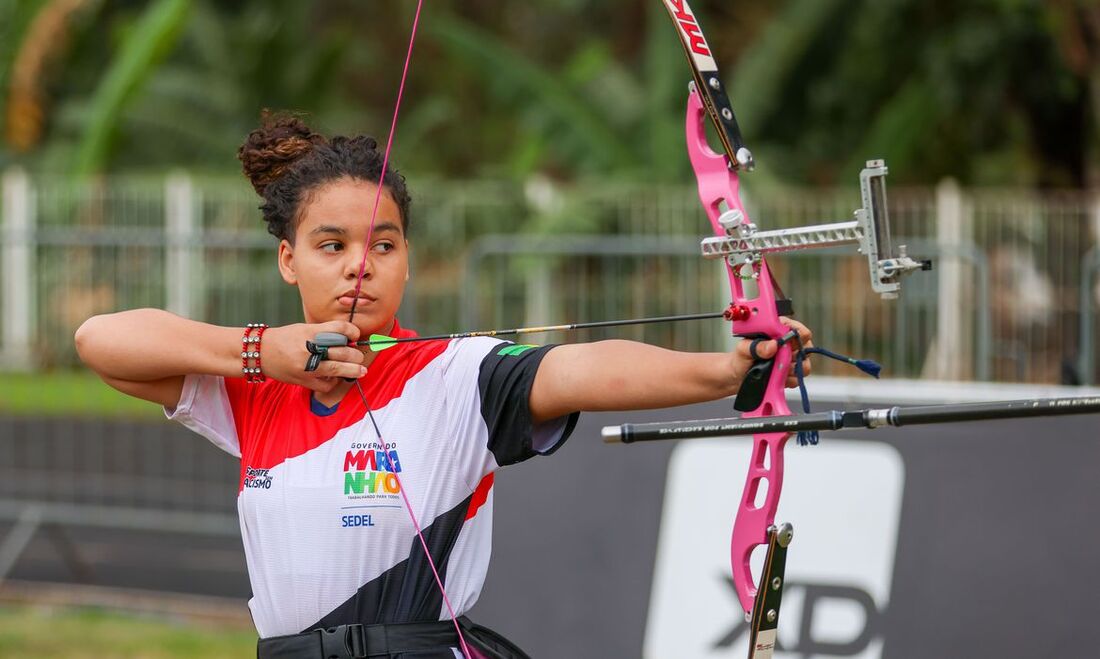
[[1, 0, 1095, 186], [0, 0, 48, 169], [426, 11, 635, 176], [738, 0, 1093, 186], [75, 0, 191, 175]]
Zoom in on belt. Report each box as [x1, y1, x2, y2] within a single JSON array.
[[257, 618, 462, 659]]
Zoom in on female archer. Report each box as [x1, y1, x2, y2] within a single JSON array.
[[75, 114, 814, 659]]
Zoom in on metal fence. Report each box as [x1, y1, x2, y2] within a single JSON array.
[[0, 415, 240, 586], [2, 169, 1099, 383]]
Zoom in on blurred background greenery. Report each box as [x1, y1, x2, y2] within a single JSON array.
[[1, 0, 1097, 187]]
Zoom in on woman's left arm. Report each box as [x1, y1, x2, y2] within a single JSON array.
[[529, 319, 812, 424]]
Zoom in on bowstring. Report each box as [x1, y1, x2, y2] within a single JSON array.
[[345, 3, 473, 656]]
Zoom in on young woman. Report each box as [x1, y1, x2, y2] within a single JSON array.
[[75, 115, 814, 659]]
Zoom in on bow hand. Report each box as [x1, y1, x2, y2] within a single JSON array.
[[730, 318, 814, 403]]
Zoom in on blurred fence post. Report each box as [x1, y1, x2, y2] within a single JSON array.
[[0, 504, 42, 584], [1083, 194, 1100, 386], [1081, 245, 1099, 386], [1, 168, 36, 371], [165, 172, 200, 318], [923, 179, 971, 380], [525, 262, 553, 328]]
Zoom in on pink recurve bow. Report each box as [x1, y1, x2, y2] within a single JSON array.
[[654, 1, 928, 655]]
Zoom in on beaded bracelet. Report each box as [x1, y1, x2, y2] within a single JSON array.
[[241, 323, 268, 383]]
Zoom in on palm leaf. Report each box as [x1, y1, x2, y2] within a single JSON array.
[[425, 10, 636, 173], [73, 0, 190, 175], [728, 0, 852, 138]]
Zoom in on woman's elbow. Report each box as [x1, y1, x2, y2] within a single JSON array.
[[74, 314, 110, 369]]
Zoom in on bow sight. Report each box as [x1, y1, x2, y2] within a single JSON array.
[[701, 157, 933, 300]]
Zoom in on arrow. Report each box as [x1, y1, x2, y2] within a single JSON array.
[[360, 311, 726, 351]]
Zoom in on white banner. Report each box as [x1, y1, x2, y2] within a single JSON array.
[[645, 438, 904, 659]]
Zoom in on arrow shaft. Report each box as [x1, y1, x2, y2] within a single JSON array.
[[357, 311, 725, 346]]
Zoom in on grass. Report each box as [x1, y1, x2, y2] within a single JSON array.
[[0, 605, 257, 658], [0, 372, 163, 418]]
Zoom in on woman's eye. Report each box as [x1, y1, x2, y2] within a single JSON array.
[[320, 242, 343, 253], [372, 242, 394, 253]]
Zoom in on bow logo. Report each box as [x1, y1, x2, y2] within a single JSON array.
[[667, 0, 713, 60]]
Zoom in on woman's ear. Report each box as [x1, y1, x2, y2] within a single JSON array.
[[277, 239, 298, 285], [405, 239, 411, 281]]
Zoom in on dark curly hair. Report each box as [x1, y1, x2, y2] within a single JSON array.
[[237, 112, 412, 241]]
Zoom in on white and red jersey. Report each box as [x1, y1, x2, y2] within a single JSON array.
[[165, 319, 577, 638]]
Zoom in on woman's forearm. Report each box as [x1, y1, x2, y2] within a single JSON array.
[[530, 340, 742, 420], [75, 308, 242, 382]]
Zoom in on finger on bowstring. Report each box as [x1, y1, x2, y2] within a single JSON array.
[[324, 346, 366, 366], [317, 320, 361, 343]]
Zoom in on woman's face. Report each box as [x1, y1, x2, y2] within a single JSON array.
[[278, 178, 408, 334]]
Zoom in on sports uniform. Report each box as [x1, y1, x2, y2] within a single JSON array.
[[165, 319, 578, 657]]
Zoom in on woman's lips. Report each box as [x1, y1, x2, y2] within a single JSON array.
[[338, 294, 376, 308]]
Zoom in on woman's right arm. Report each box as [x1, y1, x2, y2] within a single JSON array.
[[75, 309, 366, 407], [75, 309, 254, 407]]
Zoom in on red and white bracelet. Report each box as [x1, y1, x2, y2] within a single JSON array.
[[241, 323, 268, 383]]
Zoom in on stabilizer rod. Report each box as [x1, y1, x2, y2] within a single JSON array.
[[602, 396, 1100, 443]]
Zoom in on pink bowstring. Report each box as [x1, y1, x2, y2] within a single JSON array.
[[349, 0, 422, 321], [357, 403, 474, 657], [347, 2, 475, 657]]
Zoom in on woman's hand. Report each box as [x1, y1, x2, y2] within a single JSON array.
[[262, 321, 367, 392], [730, 317, 814, 389]]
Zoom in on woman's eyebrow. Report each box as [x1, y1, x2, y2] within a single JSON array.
[[308, 221, 402, 237], [309, 224, 348, 237], [366, 221, 402, 235]]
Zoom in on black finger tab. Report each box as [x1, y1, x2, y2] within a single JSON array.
[[304, 341, 328, 372]]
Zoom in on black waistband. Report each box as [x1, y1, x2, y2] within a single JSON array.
[[257, 618, 462, 659]]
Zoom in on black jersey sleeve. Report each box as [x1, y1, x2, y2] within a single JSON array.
[[477, 342, 579, 466]]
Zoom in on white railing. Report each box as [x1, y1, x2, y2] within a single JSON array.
[[1, 169, 1098, 384]]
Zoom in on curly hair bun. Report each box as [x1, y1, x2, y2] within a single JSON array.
[[237, 112, 325, 197]]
